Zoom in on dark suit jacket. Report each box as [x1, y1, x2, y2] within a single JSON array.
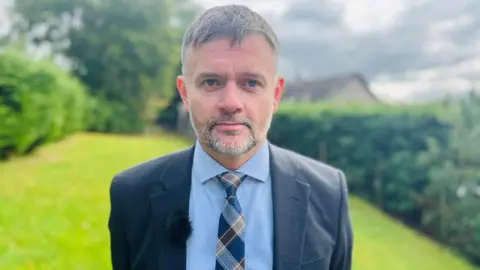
[[108, 143, 353, 270]]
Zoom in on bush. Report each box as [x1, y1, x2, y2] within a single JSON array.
[[267, 101, 480, 264], [269, 102, 450, 215], [0, 49, 90, 160], [417, 93, 480, 265], [85, 96, 147, 134]]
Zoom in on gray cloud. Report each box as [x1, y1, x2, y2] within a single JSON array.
[[270, 0, 479, 85], [280, 0, 344, 27]]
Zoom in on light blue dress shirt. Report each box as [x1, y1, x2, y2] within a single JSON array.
[[186, 140, 274, 270]]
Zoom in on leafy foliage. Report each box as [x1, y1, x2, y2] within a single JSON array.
[[7, 0, 199, 133], [0, 48, 89, 160], [268, 100, 479, 265], [417, 91, 480, 264]]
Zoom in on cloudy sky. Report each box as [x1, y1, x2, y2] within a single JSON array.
[[1, 0, 478, 102]]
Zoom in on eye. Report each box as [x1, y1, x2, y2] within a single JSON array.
[[245, 79, 259, 88], [203, 79, 219, 86]]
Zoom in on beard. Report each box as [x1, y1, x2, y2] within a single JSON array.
[[189, 111, 272, 157]]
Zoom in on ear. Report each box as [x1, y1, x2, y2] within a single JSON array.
[[272, 76, 285, 112], [177, 75, 190, 112]]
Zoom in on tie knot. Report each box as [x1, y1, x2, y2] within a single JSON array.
[[216, 171, 245, 196]]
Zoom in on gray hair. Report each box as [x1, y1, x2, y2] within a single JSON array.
[[180, 4, 280, 75]]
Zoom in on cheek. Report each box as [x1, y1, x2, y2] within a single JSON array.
[[189, 97, 214, 116], [247, 97, 273, 122]]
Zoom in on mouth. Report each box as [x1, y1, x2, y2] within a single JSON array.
[[213, 122, 246, 132], [216, 121, 243, 125]]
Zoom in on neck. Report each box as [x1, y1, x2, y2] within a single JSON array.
[[200, 140, 266, 171]]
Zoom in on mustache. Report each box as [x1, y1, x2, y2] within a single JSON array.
[[205, 114, 253, 130]]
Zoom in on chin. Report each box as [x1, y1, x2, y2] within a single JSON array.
[[211, 135, 257, 156], [216, 133, 248, 144]]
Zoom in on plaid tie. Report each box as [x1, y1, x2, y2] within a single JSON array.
[[215, 171, 247, 270]]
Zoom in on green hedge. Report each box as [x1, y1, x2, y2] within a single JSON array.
[[269, 102, 450, 216], [268, 101, 480, 265], [0, 49, 90, 160]]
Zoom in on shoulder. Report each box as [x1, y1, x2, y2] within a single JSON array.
[[270, 144, 347, 196], [109, 146, 194, 198]]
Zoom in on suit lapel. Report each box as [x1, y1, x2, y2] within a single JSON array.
[[150, 146, 195, 270], [146, 143, 310, 269], [270, 144, 310, 270]]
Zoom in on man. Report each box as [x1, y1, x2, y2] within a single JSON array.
[[108, 4, 353, 270]]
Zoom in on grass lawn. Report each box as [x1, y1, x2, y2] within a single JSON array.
[[0, 133, 478, 270]]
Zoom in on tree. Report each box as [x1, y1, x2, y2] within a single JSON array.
[[417, 90, 480, 264], [7, 0, 199, 133]]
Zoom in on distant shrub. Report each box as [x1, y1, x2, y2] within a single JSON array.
[[0, 48, 90, 160], [85, 96, 146, 134]]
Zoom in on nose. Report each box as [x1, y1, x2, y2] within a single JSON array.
[[217, 81, 243, 113]]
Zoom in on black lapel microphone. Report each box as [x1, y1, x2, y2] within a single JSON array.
[[165, 210, 192, 247]]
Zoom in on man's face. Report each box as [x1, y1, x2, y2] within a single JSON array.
[[177, 34, 284, 156]]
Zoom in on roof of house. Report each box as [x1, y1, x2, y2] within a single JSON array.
[[284, 72, 377, 101]]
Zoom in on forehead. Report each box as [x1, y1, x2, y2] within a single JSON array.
[[185, 35, 277, 77]]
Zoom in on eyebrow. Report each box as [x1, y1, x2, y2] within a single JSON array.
[[195, 72, 222, 81], [194, 71, 267, 84]]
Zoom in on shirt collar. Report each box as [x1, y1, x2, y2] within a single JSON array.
[[192, 139, 270, 184]]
